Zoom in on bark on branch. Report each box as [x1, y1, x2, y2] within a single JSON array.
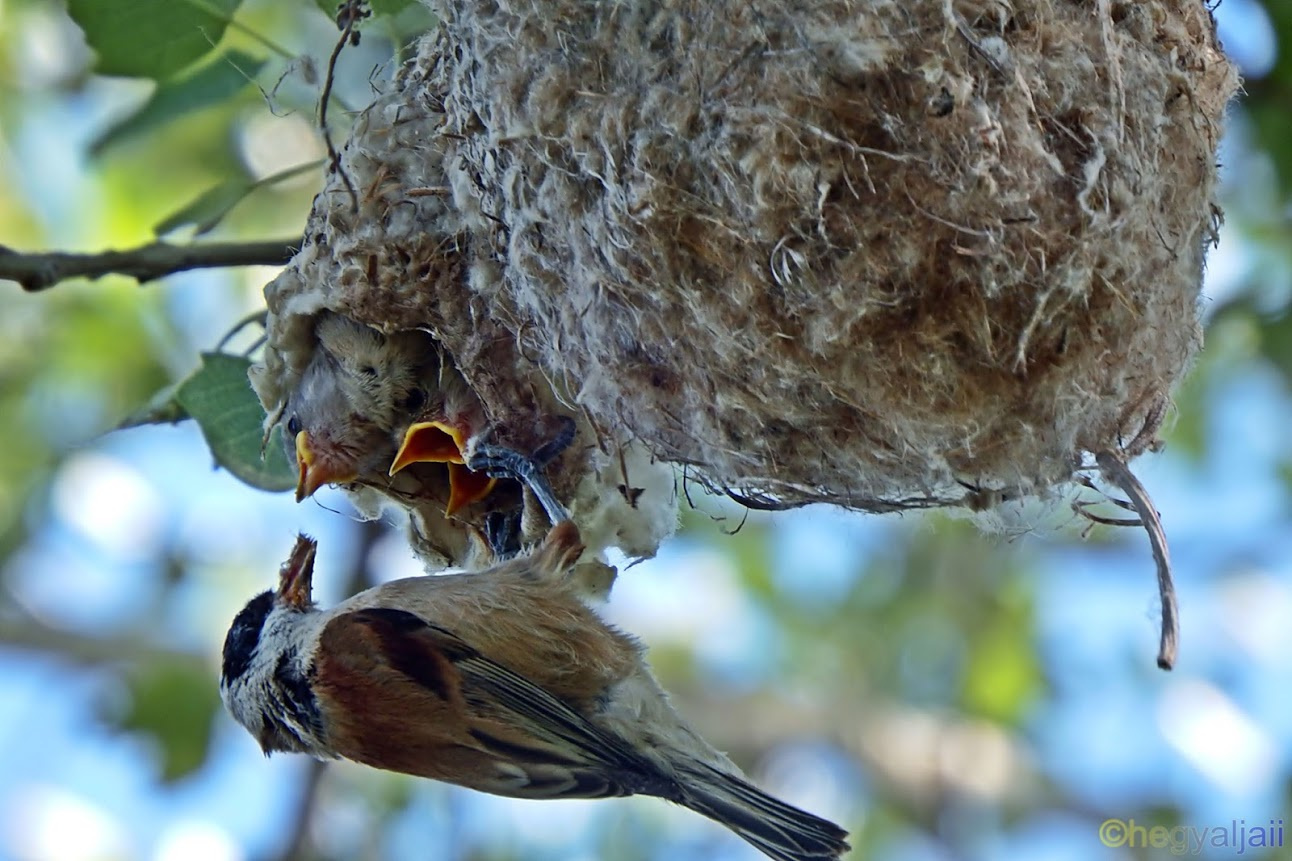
[[1, 238, 301, 292]]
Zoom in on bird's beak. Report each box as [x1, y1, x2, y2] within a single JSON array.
[[295, 431, 358, 502], [389, 421, 496, 514], [390, 421, 466, 471], [444, 464, 497, 515], [277, 534, 317, 610]]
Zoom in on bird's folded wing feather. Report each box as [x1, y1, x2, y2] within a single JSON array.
[[333, 608, 668, 797]]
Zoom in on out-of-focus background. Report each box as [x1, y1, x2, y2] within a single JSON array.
[[1, 2, 1289, 859]]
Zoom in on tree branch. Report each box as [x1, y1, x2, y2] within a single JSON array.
[[0, 612, 205, 669], [1, 238, 302, 292]]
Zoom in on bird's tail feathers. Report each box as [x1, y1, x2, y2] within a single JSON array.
[[676, 762, 850, 861]]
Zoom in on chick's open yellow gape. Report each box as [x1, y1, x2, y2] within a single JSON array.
[[389, 421, 498, 515]]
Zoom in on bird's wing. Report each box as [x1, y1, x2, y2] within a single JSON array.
[[318, 607, 670, 800]]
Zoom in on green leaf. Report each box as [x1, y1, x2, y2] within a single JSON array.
[[91, 49, 265, 157], [155, 160, 324, 237], [154, 177, 254, 238], [1256, 309, 1292, 384], [117, 380, 190, 430], [176, 352, 296, 492], [385, 2, 437, 41], [370, 0, 418, 14], [68, 0, 244, 80], [104, 660, 221, 783]]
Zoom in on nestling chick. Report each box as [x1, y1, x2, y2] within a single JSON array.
[[386, 353, 496, 515], [277, 310, 678, 568], [282, 311, 438, 500], [220, 524, 850, 861], [280, 312, 554, 564]]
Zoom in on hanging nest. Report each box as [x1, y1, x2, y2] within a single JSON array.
[[254, 0, 1235, 518], [249, 0, 1236, 665]]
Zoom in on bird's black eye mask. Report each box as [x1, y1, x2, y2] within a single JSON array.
[[222, 591, 275, 685]]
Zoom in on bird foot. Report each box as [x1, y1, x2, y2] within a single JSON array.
[[468, 418, 575, 526], [483, 509, 522, 559]]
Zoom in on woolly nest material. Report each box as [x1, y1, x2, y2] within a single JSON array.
[[251, 0, 1236, 518]]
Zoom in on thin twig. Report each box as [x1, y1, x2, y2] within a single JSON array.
[[0, 612, 205, 668], [2, 239, 300, 292], [319, 1, 369, 214], [954, 19, 1007, 76], [1071, 504, 1141, 527], [216, 309, 270, 352], [724, 485, 952, 514], [1075, 474, 1136, 512], [1094, 450, 1179, 670]]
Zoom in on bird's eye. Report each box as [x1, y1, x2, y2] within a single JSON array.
[[359, 365, 377, 377], [400, 387, 427, 412], [286, 415, 302, 436]]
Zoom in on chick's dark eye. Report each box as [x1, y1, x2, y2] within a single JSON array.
[[286, 415, 302, 436], [400, 387, 426, 412], [358, 365, 377, 377]]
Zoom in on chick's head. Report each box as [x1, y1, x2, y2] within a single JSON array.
[[283, 312, 438, 500]]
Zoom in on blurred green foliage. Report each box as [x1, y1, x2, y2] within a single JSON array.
[[68, 0, 245, 80], [91, 49, 268, 156], [0, 2, 1289, 860], [175, 352, 297, 491], [103, 657, 223, 782], [1247, 4, 1292, 189]]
